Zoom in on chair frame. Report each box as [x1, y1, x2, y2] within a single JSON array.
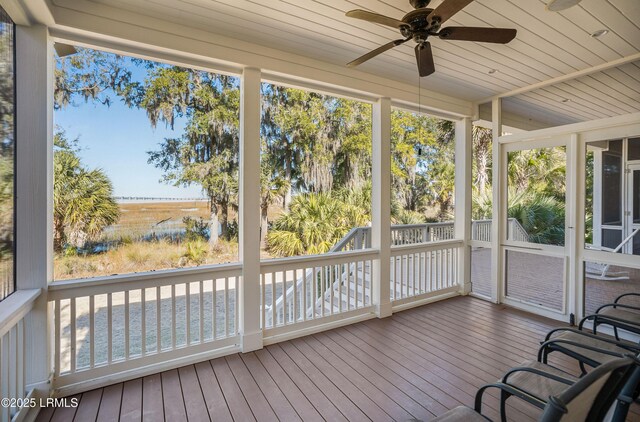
[[580, 293, 640, 340]]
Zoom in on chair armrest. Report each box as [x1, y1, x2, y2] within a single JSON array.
[[474, 381, 546, 414], [615, 293, 640, 304], [502, 366, 574, 386], [538, 339, 631, 367], [596, 303, 640, 313], [543, 327, 640, 352]]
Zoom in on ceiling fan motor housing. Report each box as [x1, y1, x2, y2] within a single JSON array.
[[409, 0, 433, 8]]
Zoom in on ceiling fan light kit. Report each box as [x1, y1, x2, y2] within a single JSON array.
[[545, 0, 582, 12], [345, 0, 517, 77]]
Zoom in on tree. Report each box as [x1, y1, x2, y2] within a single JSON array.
[[260, 151, 290, 247], [53, 131, 120, 252], [0, 27, 14, 261], [144, 68, 240, 246], [472, 126, 492, 197], [266, 192, 369, 257]]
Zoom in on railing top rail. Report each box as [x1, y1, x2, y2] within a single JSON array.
[[260, 249, 378, 271], [390, 239, 464, 256], [330, 227, 364, 252], [49, 262, 243, 292], [0, 289, 41, 338]]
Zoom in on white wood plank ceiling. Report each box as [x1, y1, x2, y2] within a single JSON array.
[[54, 0, 640, 127]]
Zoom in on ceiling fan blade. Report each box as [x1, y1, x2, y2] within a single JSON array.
[[345, 9, 407, 29], [415, 42, 435, 77], [54, 42, 78, 57], [347, 38, 409, 68], [438, 27, 517, 43], [427, 0, 475, 25]]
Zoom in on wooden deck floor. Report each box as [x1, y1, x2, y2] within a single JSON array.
[[36, 296, 640, 422]]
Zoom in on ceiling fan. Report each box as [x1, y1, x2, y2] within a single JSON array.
[[345, 0, 517, 77]]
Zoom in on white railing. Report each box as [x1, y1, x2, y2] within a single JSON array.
[[261, 250, 376, 334], [48, 263, 241, 390], [0, 289, 41, 422], [472, 220, 492, 242], [336, 219, 523, 248], [508, 218, 530, 242], [390, 240, 463, 302]]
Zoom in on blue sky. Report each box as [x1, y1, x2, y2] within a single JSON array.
[[54, 88, 205, 199]]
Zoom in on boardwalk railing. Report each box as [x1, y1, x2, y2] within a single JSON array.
[[0, 289, 41, 422], [48, 263, 241, 391], [261, 250, 376, 336], [390, 240, 463, 303]]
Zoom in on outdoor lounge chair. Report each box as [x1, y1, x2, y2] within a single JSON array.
[[539, 327, 640, 374], [579, 293, 640, 340], [431, 356, 637, 422]]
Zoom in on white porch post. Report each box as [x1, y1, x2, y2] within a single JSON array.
[[490, 98, 503, 303], [15, 24, 54, 396], [372, 97, 392, 318], [455, 118, 472, 294], [239, 67, 263, 352], [568, 134, 582, 321]]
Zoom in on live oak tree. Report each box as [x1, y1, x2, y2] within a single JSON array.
[[143, 68, 240, 247]]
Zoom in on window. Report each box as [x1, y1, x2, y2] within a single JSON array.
[[390, 108, 455, 245], [259, 83, 372, 257], [54, 46, 240, 280], [585, 138, 639, 255], [0, 7, 15, 301], [506, 146, 566, 246]]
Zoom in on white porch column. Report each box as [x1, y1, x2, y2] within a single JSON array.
[[239, 67, 263, 352], [490, 98, 503, 303], [454, 118, 472, 294], [15, 25, 54, 396], [372, 97, 392, 318]]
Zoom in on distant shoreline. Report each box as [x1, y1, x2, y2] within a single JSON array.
[[115, 197, 208, 204]]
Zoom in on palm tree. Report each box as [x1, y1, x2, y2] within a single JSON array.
[[53, 132, 120, 252], [266, 192, 369, 257]]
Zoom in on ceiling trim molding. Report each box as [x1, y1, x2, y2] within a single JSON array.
[[478, 53, 640, 104], [0, 0, 32, 25], [46, 0, 474, 118]]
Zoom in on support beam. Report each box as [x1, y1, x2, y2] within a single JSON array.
[[490, 98, 503, 303], [15, 24, 53, 396], [372, 97, 392, 318], [239, 67, 262, 353], [479, 53, 640, 103], [455, 118, 472, 295]]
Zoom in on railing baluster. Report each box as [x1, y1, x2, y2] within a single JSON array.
[[302, 268, 307, 322], [124, 291, 130, 360], [185, 282, 191, 346], [70, 298, 76, 373], [225, 277, 229, 338], [199, 281, 204, 343], [282, 270, 287, 325], [107, 293, 112, 364], [353, 262, 358, 310], [156, 286, 161, 352], [171, 284, 176, 350], [271, 273, 276, 328], [293, 268, 298, 323], [54, 299, 60, 376], [234, 276, 239, 335], [1, 334, 8, 422], [141, 289, 146, 356], [212, 279, 218, 339], [90, 295, 95, 367], [17, 320, 24, 408]]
